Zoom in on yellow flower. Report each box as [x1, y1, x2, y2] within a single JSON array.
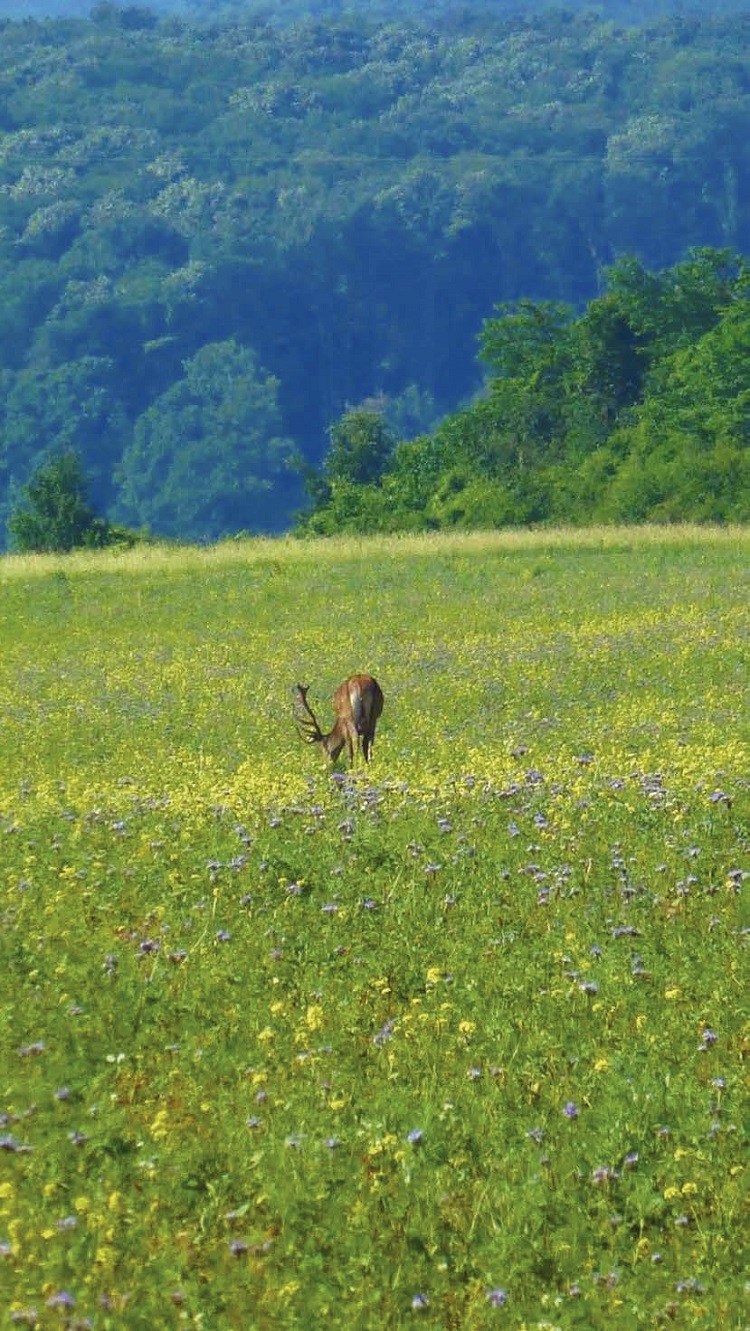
[[276, 1281, 301, 1302], [150, 1110, 169, 1138], [306, 1003, 324, 1031], [0, 1183, 14, 1200]]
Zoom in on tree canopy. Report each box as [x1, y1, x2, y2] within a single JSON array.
[[299, 250, 750, 532], [2, 5, 750, 540]]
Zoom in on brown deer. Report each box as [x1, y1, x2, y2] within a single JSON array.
[[296, 674, 384, 765]]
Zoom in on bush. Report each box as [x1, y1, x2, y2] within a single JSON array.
[[7, 451, 113, 553]]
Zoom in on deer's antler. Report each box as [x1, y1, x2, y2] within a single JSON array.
[[295, 683, 324, 744]]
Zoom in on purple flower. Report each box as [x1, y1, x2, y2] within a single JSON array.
[[138, 939, 160, 955], [229, 1239, 249, 1256], [18, 1041, 45, 1057], [55, 1216, 77, 1231], [486, 1287, 508, 1307], [372, 1018, 396, 1047], [711, 1077, 727, 1089], [411, 1293, 430, 1310], [46, 1291, 75, 1309], [406, 1128, 424, 1145], [215, 930, 231, 942], [623, 1152, 639, 1169], [246, 1117, 262, 1130], [675, 1278, 705, 1294], [700, 1028, 718, 1046], [54, 1087, 70, 1101], [563, 1101, 579, 1119]]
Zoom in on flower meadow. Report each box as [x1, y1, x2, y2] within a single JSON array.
[[0, 528, 748, 1330]]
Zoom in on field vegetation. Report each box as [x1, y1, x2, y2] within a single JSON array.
[[0, 527, 747, 1328]]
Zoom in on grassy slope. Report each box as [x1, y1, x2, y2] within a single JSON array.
[[0, 527, 748, 1327]]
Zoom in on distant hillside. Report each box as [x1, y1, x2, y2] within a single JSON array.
[[2, 3, 750, 543], [2, 0, 749, 24]]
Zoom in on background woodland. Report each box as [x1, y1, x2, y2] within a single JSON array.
[[2, 1, 750, 541]]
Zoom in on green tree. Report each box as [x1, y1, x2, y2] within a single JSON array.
[[324, 406, 396, 486], [479, 300, 572, 381], [7, 451, 111, 553], [1, 357, 129, 514], [298, 405, 397, 531], [115, 340, 296, 541]]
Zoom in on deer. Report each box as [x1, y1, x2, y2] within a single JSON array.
[[295, 674, 384, 765]]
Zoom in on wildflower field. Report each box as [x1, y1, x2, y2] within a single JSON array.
[[0, 527, 747, 1330]]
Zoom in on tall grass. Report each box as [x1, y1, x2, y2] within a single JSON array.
[[0, 528, 747, 1328]]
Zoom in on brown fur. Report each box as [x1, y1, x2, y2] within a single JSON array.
[[296, 674, 384, 765]]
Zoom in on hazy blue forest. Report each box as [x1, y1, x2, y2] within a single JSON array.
[[2, 0, 750, 544]]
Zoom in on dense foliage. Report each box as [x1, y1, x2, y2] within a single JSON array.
[[2, 4, 750, 540], [301, 249, 750, 531], [7, 449, 114, 551]]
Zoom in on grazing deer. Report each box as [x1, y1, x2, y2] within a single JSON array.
[[296, 674, 384, 765]]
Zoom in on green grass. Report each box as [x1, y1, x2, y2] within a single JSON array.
[[0, 528, 748, 1328]]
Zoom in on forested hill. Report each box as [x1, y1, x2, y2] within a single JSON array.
[[3, 2, 749, 24], [2, 6, 750, 544]]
